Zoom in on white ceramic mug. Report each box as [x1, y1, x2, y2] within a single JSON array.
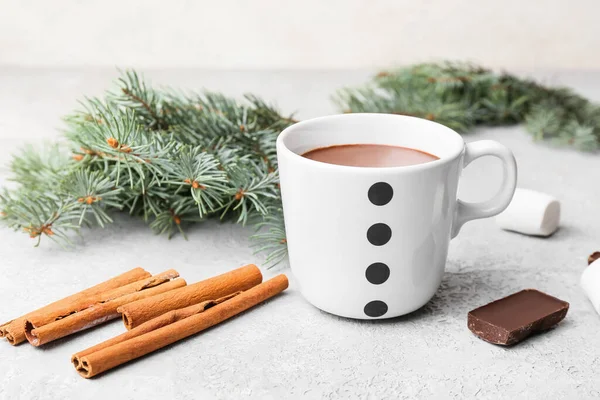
[[277, 113, 517, 319]]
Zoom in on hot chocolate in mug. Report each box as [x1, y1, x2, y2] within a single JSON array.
[[277, 113, 517, 319]]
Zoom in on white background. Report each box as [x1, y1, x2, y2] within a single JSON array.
[[1, 0, 598, 69]]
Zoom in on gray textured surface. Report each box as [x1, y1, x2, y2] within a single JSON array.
[[1, 69, 600, 399]]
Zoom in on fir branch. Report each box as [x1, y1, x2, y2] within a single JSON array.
[[1, 69, 293, 265], [524, 104, 562, 141], [166, 146, 229, 217], [251, 207, 288, 267], [221, 165, 279, 225], [61, 170, 124, 227], [111, 70, 169, 130], [122, 178, 170, 221], [149, 195, 204, 239], [338, 62, 600, 150], [0, 192, 80, 247], [9, 142, 73, 190], [66, 100, 174, 187]]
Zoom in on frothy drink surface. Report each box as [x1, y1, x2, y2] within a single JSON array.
[[301, 144, 438, 167]]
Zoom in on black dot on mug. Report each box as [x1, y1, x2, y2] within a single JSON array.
[[364, 300, 388, 317], [368, 182, 393, 206], [367, 223, 392, 246], [365, 263, 390, 285]]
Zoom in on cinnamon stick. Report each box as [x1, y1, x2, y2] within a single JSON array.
[[0, 267, 151, 345], [26, 269, 180, 331], [71, 292, 240, 362], [118, 264, 263, 330], [24, 270, 184, 347], [73, 274, 288, 378]]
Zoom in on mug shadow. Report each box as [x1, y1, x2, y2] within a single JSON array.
[[318, 266, 570, 347], [317, 266, 525, 326]]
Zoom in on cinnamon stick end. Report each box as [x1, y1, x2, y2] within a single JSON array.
[[121, 311, 135, 331], [73, 355, 93, 378], [278, 274, 289, 289], [0, 322, 9, 338], [247, 264, 262, 278], [5, 332, 17, 346], [24, 320, 42, 347], [4, 321, 27, 346]]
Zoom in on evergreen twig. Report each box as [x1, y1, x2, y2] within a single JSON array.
[[336, 61, 600, 150], [2, 62, 599, 267], [0, 71, 292, 265]]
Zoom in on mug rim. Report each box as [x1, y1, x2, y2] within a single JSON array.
[[277, 113, 465, 173]]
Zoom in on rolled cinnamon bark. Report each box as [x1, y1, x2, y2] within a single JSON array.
[[26, 269, 180, 331], [0, 322, 10, 336], [73, 274, 288, 378], [118, 264, 262, 330], [24, 270, 184, 347], [1, 267, 151, 345], [72, 292, 240, 362]]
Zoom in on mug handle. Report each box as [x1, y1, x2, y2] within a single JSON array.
[[451, 140, 517, 238]]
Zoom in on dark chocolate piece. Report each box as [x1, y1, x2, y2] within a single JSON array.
[[468, 289, 569, 346]]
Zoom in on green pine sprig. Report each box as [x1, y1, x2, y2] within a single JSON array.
[[335, 61, 600, 150], [0, 71, 293, 265]]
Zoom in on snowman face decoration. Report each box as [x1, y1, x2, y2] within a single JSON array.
[[277, 114, 517, 319]]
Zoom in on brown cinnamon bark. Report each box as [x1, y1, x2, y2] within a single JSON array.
[[26, 269, 180, 331], [72, 292, 240, 362], [0, 267, 151, 345], [118, 264, 262, 330], [73, 274, 288, 378], [24, 270, 184, 347]]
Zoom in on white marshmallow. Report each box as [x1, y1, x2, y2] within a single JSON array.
[[495, 188, 560, 236], [581, 258, 600, 315]]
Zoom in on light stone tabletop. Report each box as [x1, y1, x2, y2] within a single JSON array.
[[0, 68, 599, 399]]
